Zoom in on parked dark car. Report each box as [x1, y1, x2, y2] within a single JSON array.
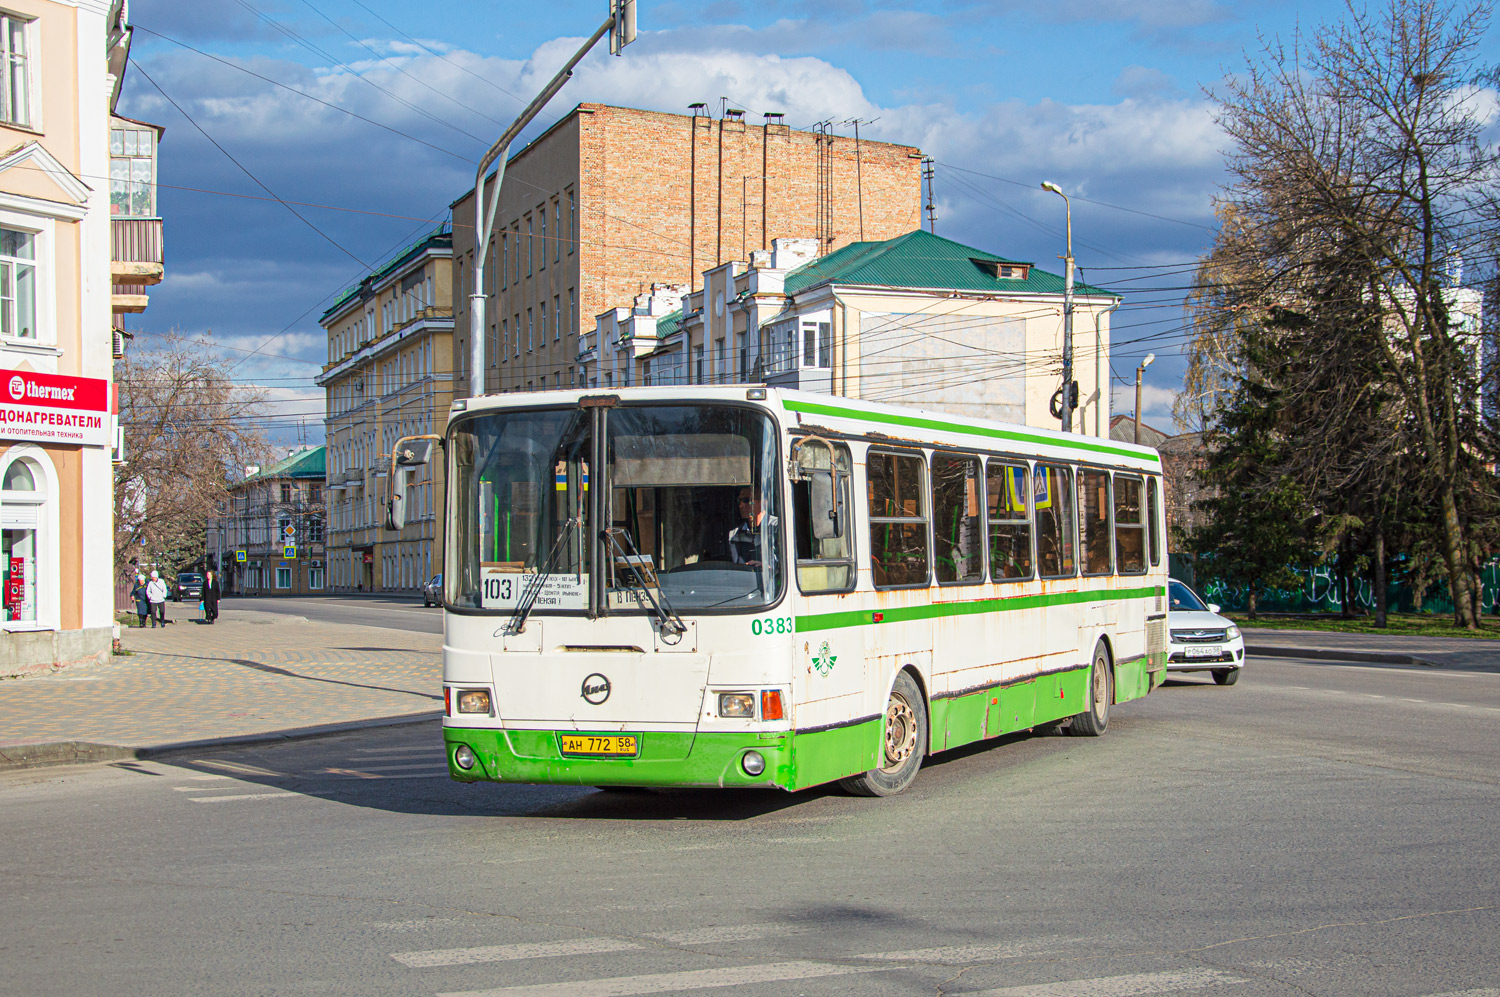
[[175, 572, 204, 602], [422, 574, 442, 607]]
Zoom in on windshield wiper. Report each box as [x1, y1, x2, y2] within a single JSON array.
[[603, 527, 687, 644], [506, 514, 580, 635]]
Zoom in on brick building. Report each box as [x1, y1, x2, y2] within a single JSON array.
[[450, 103, 923, 395]]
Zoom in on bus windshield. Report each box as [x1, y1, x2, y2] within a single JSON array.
[[447, 403, 783, 614]]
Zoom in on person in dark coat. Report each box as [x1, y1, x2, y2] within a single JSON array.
[[203, 570, 221, 624], [129, 574, 149, 627]]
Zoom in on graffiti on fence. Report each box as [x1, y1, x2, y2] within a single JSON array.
[[1189, 560, 1500, 615]]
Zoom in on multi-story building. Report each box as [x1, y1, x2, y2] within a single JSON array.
[[583, 230, 1122, 434], [318, 227, 453, 593], [450, 103, 922, 396], [205, 447, 326, 595], [0, 1, 160, 675]]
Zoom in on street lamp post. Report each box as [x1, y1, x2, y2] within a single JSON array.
[[467, 1, 637, 399], [1134, 352, 1156, 445], [1040, 181, 1075, 432]]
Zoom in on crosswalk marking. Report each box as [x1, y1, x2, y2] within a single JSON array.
[[435, 960, 887, 997], [395, 938, 642, 969], [188, 791, 298, 803], [396, 924, 803, 968], [195, 759, 282, 777], [1419, 990, 1500, 996], [346, 762, 447, 772], [867, 938, 1078, 963], [971, 968, 1246, 996]]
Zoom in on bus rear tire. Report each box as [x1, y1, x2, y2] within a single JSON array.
[[1068, 641, 1112, 737], [841, 671, 926, 797]]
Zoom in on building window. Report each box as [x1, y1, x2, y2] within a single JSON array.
[[526, 215, 533, 275], [567, 288, 575, 340], [309, 565, 325, 590], [110, 128, 156, 217], [308, 485, 322, 504], [513, 313, 520, 356], [538, 207, 546, 270], [527, 308, 534, 351], [1, 456, 43, 625], [553, 294, 561, 341], [566, 187, 576, 254], [0, 15, 31, 129], [501, 318, 508, 361], [276, 566, 292, 590], [552, 197, 561, 262], [307, 516, 325, 543], [0, 227, 36, 340], [500, 232, 507, 289], [511, 223, 520, 282]]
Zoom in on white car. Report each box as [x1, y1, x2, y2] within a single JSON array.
[[1166, 580, 1246, 685]]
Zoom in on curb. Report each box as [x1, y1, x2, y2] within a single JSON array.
[[1245, 644, 1441, 668], [0, 710, 444, 773]]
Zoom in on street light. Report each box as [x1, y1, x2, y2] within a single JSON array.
[[1041, 181, 1075, 432], [468, 1, 638, 398], [1134, 352, 1156, 445]]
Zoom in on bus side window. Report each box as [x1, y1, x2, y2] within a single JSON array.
[[986, 459, 1032, 581], [1078, 468, 1112, 576], [1036, 463, 1075, 578], [793, 441, 855, 593], [932, 452, 984, 584], [1114, 474, 1146, 574], [868, 451, 929, 588], [1147, 476, 1162, 566]]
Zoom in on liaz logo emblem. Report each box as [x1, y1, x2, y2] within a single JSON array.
[[812, 640, 837, 676], [581, 672, 611, 704]]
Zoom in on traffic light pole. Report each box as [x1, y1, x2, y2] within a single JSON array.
[[468, 3, 637, 398]]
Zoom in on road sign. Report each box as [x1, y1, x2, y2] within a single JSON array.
[[235, 550, 246, 563], [284, 544, 296, 559], [283, 524, 296, 538]]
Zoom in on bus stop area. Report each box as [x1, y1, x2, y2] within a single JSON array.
[[0, 607, 442, 771], [0, 613, 1494, 772]]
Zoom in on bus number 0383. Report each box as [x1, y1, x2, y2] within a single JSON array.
[[751, 617, 794, 636]]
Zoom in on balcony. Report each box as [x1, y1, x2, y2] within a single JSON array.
[[112, 217, 164, 317]]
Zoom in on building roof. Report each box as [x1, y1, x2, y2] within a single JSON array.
[[240, 446, 326, 486], [781, 229, 1116, 299], [321, 226, 452, 323]]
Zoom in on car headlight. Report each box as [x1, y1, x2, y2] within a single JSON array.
[[1225, 625, 1240, 640], [457, 689, 492, 714], [718, 692, 755, 718]]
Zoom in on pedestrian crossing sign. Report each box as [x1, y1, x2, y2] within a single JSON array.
[[235, 550, 246, 563], [284, 544, 296, 559]]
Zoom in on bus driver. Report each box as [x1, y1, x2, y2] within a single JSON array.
[[729, 486, 776, 567]]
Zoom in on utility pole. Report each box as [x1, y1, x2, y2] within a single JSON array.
[[468, 1, 637, 399], [1134, 353, 1155, 445], [1041, 180, 1075, 432], [845, 117, 878, 241], [922, 158, 937, 233]]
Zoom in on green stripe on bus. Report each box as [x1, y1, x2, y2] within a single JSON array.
[[783, 398, 1160, 464], [796, 584, 1164, 633]]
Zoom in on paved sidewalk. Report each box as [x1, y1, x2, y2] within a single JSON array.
[[0, 608, 441, 769], [1245, 627, 1500, 672]]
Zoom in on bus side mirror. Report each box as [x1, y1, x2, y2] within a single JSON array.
[[386, 468, 411, 531], [809, 470, 840, 540], [395, 438, 433, 467]]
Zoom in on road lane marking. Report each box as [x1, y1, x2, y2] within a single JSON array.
[[187, 792, 299, 803], [648, 924, 801, 945], [185, 774, 233, 781], [865, 938, 1081, 963], [194, 760, 282, 777], [346, 762, 449, 772], [1419, 990, 1500, 996], [972, 968, 1247, 996], [436, 960, 887, 996], [395, 938, 643, 968]]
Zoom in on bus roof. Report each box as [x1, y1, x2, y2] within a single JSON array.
[[450, 386, 1161, 469]]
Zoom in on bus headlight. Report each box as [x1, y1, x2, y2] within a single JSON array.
[[457, 689, 492, 714], [454, 744, 476, 770], [741, 751, 766, 776], [718, 692, 755, 718]]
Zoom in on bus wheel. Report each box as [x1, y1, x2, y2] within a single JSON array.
[[1068, 641, 1112, 737], [841, 671, 927, 797]]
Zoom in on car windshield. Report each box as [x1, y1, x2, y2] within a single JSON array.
[[179, 574, 202, 583], [1169, 580, 1208, 612]]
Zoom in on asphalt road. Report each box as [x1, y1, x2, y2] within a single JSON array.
[[3, 656, 1498, 997], [225, 593, 444, 633]]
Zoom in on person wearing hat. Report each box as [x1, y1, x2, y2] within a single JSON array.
[[145, 570, 169, 627], [129, 573, 150, 627]]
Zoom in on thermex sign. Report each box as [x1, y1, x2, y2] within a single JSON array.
[[0, 368, 112, 447]]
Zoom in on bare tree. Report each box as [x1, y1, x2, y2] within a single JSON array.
[[114, 333, 272, 578], [1192, 0, 1500, 627]]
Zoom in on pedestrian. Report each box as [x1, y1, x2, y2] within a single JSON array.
[[203, 569, 221, 624], [129, 573, 149, 627], [146, 570, 169, 627]]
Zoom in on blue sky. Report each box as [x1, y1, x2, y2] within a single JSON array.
[[122, 0, 1373, 441]]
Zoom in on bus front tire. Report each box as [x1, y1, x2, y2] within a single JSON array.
[[1068, 641, 1112, 737], [841, 671, 927, 797]]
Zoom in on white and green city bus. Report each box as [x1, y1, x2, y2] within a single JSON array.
[[433, 387, 1168, 796]]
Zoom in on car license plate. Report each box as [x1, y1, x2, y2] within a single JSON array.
[[559, 734, 638, 757], [1185, 645, 1222, 659]]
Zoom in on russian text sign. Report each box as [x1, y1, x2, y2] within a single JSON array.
[[0, 369, 112, 447]]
